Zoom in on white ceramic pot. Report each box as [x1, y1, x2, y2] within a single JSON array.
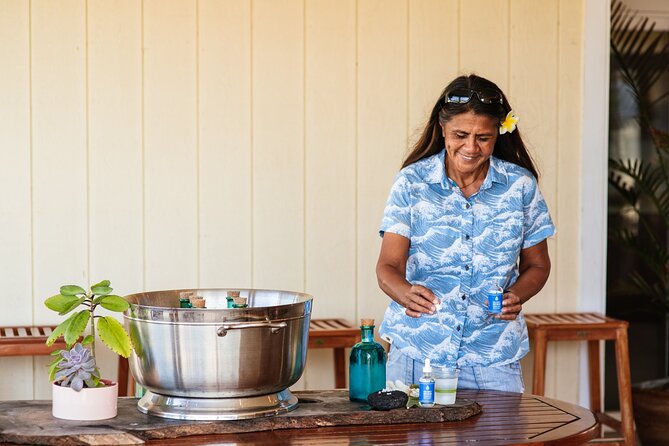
[[52, 379, 118, 420]]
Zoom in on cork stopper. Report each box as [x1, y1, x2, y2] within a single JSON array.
[[361, 318, 375, 326], [191, 296, 206, 308], [179, 291, 195, 299], [233, 296, 247, 306], [227, 290, 241, 298]]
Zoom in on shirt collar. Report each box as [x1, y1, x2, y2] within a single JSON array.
[[422, 149, 509, 190]]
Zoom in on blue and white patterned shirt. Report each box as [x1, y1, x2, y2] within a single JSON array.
[[378, 149, 555, 368]]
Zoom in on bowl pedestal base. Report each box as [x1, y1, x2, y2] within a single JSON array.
[[137, 388, 298, 420]]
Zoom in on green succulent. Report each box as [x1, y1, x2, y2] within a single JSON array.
[[45, 280, 133, 389]]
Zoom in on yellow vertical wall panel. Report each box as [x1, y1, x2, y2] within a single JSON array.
[[303, 0, 357, 390], [198, 0, 253, 288], [510, 0, 562, 400], [460, 0, 510, 90], [143, 0, 198, 289], [252, 0, 305, 291], [0, 0, 31, 325], [357, 0, 408, 326], [31, 0, 88, 321], [305, 0, 357, 320], [408, 0, 459, 142], [88, 0, 143, 294], [87, 0, 144, 387], [0, 0, 34, 400], [30, 0, 88, 399], [552, 0, 584, 405], [556, 0, 583, 311], [509, 0, 559, 311]]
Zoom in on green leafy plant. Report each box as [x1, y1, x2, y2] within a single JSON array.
[[609, 0, 669, 314], [45, 280, 132, 390]]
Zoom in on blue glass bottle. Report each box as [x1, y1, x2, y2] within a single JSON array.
[[349, 319, 387, 402]]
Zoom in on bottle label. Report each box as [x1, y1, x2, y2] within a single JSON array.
[[418, 381, 434, 404], [488, 290, 503, 313]]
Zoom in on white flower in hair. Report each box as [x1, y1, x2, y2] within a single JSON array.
[[499, 111, 519, 134]]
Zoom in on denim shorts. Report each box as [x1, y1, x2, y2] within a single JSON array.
[[385, 345, 525, 393]]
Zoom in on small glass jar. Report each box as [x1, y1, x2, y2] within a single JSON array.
[[434, 367, 459, 405]]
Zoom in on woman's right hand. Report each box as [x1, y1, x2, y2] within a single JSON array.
[[400, 284, 438, 318], [376, 232, 439, 318]]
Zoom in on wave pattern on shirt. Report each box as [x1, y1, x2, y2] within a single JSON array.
[[378, 150, 555, 368]]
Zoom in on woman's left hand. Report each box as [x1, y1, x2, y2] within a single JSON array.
[[496, 291, 522, 320]]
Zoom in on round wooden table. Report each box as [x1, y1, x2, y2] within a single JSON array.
[[0, 390, 598, 445], [147, 390, 599, 446]]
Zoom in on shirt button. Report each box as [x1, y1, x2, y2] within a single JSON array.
[[464, 265, 470, 271], [461, 294, 466, 300], [465, 234, 470, 240], [456, 325, 461, 331], [465, 203, 471, 209]]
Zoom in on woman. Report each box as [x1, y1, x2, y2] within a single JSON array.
[[376, 74, 555, 392]]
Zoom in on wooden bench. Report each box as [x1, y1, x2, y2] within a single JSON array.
[[308, 319, 361, 389], [1, 320, 361, 395], [525, 312, 634, 446], [0, 325, 132, 396]]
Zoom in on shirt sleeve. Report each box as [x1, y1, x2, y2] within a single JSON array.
[[379, 172, 412, 239], [522, 176, 556, 249]]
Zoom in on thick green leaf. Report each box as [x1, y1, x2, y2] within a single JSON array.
[[45, 313, 77, 346], [129, 323, 144, 358], [81, 335, 94, 346], [44, 294, 80, 314], [98, 295, 130, 312], [91, 285, 113, 296], [60, 285, 86, 296], [92, 279, 111, 289], [64, 310, 90, 346], [48, 357, 63, 381], [97, 316, 132, 358], [58, 296, 86, 316]]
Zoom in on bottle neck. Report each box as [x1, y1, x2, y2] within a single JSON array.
[[360, 325, 375, 342]]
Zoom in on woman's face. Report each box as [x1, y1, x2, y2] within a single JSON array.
[[441, 111, 498, 177]]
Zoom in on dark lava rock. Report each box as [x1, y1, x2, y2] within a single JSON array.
[[367, 390, 408, 411]]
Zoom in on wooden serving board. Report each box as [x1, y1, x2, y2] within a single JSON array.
[[0, 390, 481, 445]]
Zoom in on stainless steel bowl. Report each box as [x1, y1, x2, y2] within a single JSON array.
[[123, 288, 312, 420]]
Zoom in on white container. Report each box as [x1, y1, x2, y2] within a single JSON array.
[[52, 379, 118, 420], [434, 367, 459, 405]]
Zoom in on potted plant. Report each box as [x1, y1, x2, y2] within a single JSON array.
[[609, 1, 669, 444], [45, 279, 132, 420]]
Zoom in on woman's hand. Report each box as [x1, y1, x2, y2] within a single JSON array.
[[377, 233, 439, 318], [494, 240, 551, 321], [496, 291, 522, 320], [400, 284, 438, 318]]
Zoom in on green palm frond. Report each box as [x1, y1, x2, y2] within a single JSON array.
[[611, 0, 669, 127], [609, 1, 669, 312], [609, 228, 669, 282], [609, 158, 669, 226], [628, 271, 668, 311]]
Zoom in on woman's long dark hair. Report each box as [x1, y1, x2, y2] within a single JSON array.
[[402, 74, 539, 179]]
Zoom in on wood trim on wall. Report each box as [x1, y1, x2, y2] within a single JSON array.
[[579, 0, 611, 407]]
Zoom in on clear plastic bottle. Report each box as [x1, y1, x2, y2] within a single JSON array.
[[349, 318, 387, 402], [418, 359, 435, 407]]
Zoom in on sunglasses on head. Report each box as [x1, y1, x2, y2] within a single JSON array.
[[445, 88, 504, 105]]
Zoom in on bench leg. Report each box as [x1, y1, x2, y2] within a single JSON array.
[[117, 357, 130, 397], [588, 339, 603, 438], [532, 330, 548, 396], [334, 348, 346, 389], [615, 328, 635, 446]]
